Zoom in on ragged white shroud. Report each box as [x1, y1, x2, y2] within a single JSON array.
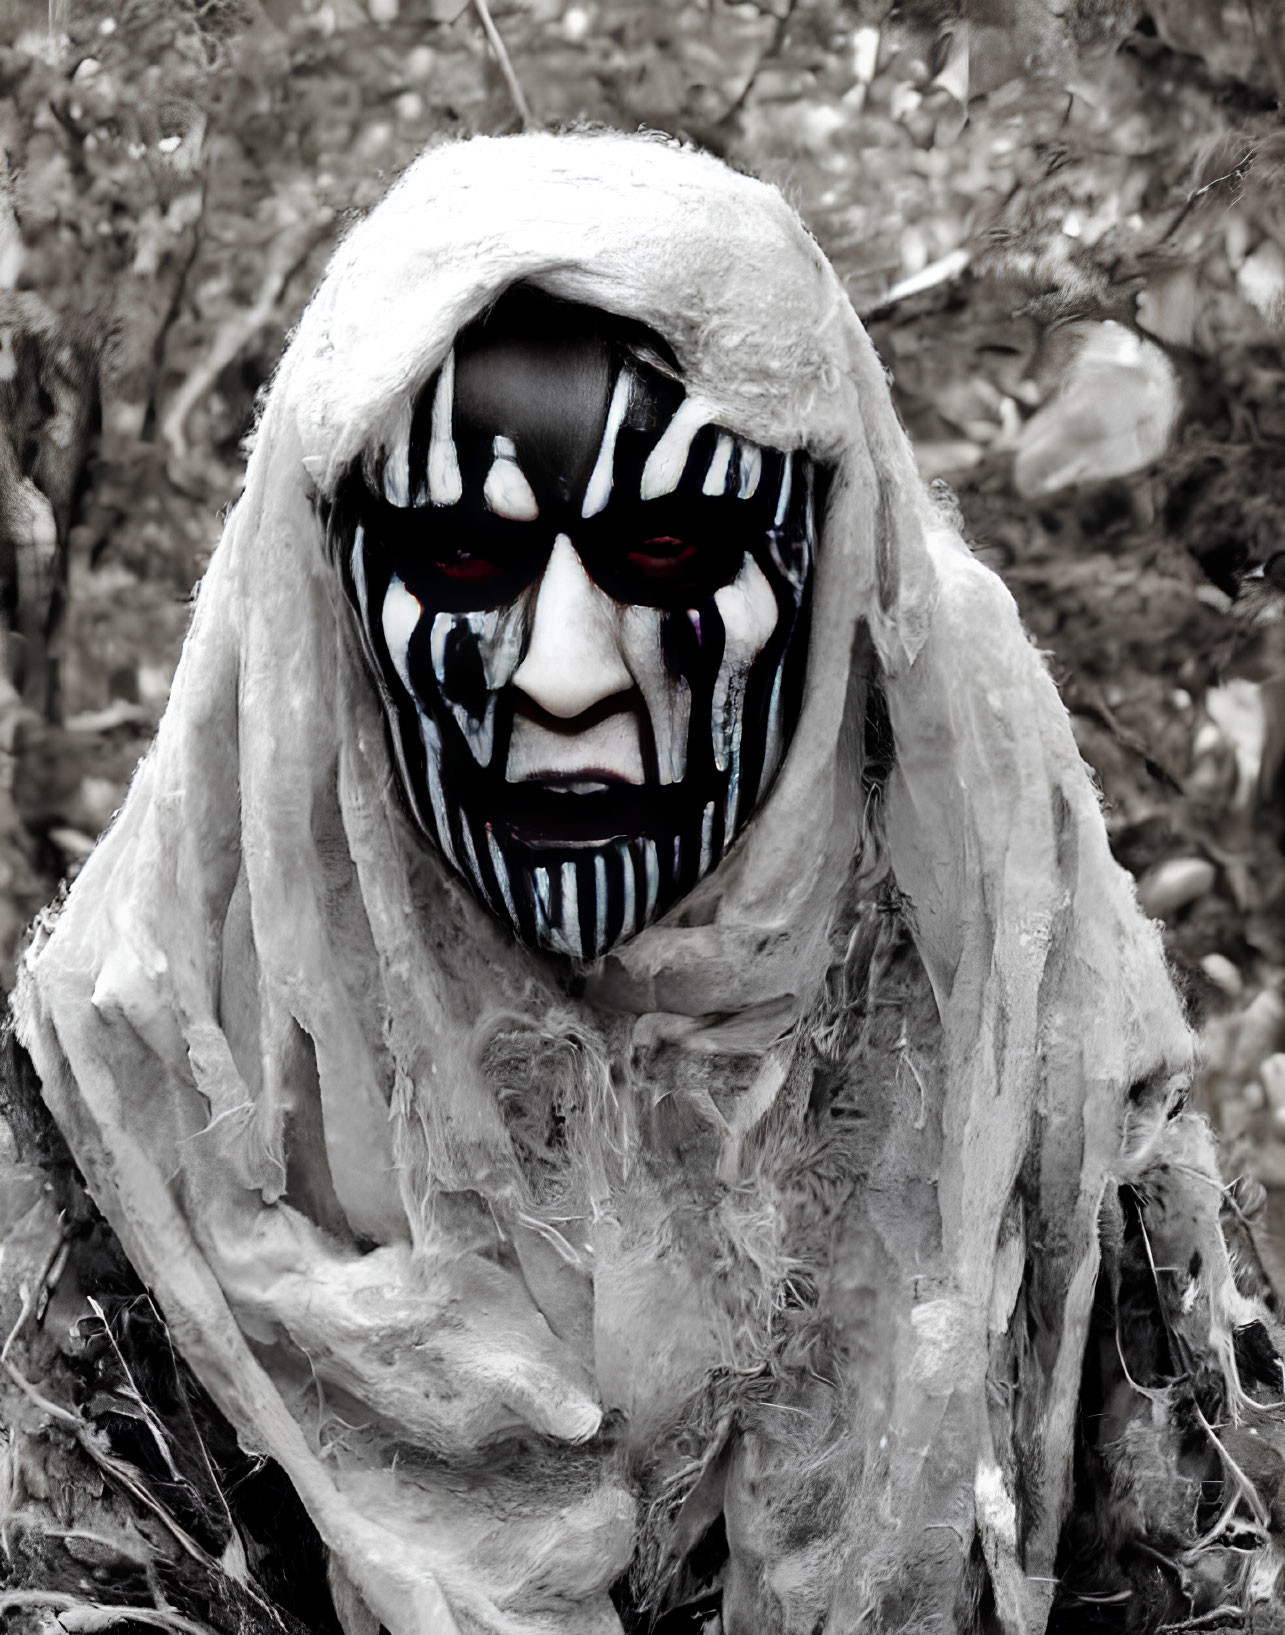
[[10, 133, 1226, 1634]]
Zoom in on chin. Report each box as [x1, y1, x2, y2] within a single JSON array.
[[456, 778, 716, 959]]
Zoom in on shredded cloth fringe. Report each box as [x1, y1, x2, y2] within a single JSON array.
[[5, 131, 1285, 1634]]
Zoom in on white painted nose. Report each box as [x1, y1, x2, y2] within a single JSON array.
[[512, 533, 633, 719]]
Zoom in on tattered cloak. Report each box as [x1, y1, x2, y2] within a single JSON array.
[[5, 132, 1285, 1635]]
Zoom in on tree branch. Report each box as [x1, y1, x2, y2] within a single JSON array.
[[471, 0, 537, 131], [160, 217, 328, 469]]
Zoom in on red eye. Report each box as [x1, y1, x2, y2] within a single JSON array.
[[437, 549, 504, 582], [626, 536, 699, 577]]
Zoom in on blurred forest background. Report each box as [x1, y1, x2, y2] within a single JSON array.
[[1, 0, 1284, 1250]]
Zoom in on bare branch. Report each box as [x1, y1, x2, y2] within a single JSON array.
[[0, 1590, 217, 1634], [160, 218, 328, 468], [0, 1211, 67, 1365], [471, 0, 537, 132]]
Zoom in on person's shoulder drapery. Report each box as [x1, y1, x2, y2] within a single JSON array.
[[6, 131, 1285, 1635]]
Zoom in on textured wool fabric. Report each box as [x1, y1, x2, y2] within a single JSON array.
[[11, 132, 1282, 1635]]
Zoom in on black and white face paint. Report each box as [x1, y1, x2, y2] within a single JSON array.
[[328, 289, 815, 960]]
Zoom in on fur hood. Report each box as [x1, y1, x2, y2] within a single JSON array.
[[12, 132, 1272, 1635]]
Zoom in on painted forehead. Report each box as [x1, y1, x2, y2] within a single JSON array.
[[403, 285, 693, 526], [448, 286, 663, 510], [362, 285, 802, 615]]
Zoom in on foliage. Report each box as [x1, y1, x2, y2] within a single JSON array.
[[0, 0, 1283, 1229]]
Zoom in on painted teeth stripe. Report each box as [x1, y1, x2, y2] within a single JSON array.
[[643, 839, 659, 920], [775, 450, 793, 528], [703, 432, 734, 497], [483, 435, 539, 521], [560, 859, 582, 959], [582, 367, 632, 519], [594, 853, 608, 958], [382, 576, 421, 694], [428, 348, 462, 506], [620, 843, 637, 941], [738, 441, 762, 499], [487, 827, 519, 930], [640, 398, 708, 500]]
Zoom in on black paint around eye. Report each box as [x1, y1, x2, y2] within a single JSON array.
[[356, 490, 764, 613], [346, 428, 803, 618], [576, 490, 766, 608], [368, 498, 554, 612]]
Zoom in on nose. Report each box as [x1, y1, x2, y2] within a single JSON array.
[[511, 533, 633, 718]]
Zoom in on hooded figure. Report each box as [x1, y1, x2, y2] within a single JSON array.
[[11, 133, 1285, 1635]]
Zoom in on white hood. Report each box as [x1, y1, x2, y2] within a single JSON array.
[[14, 131, 1204, 1635]]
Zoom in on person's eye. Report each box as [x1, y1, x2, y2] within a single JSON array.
[[434, 543, 508, 582], [371, 501, 548, 607], [624, 536, 701, 576], [427, 513, 541, 587]]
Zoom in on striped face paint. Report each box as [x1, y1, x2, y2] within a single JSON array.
[[328, 288, 815, 960]]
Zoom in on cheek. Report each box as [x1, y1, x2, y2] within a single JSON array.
[[477, 596, 531, 692], [425, 611, 488, 710], [619, 603, 691, 786], [714, 555, 781, 668], [408, 609, 503, 771], [419, 597, 528, 707], [380, 574, 421, 695], [405, 599, 533, 773]]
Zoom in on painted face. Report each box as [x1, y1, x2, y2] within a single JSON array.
[[329, 289, 815, 959]]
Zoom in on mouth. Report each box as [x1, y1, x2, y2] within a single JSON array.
[[512, 769, 638, 796], [490, 775, 681, 849]]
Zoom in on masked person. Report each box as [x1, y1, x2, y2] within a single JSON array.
[[7, 133, 1285, 1635]]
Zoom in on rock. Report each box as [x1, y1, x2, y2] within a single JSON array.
[[1233, 988, 1285, 1080], [1238, 239, 1285, 328], [1262, 1053, 1285, 1115], [1013, 321, 1181, 498], [1136, 855, 1216, 919], [1201, 952, 1243, 996]]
